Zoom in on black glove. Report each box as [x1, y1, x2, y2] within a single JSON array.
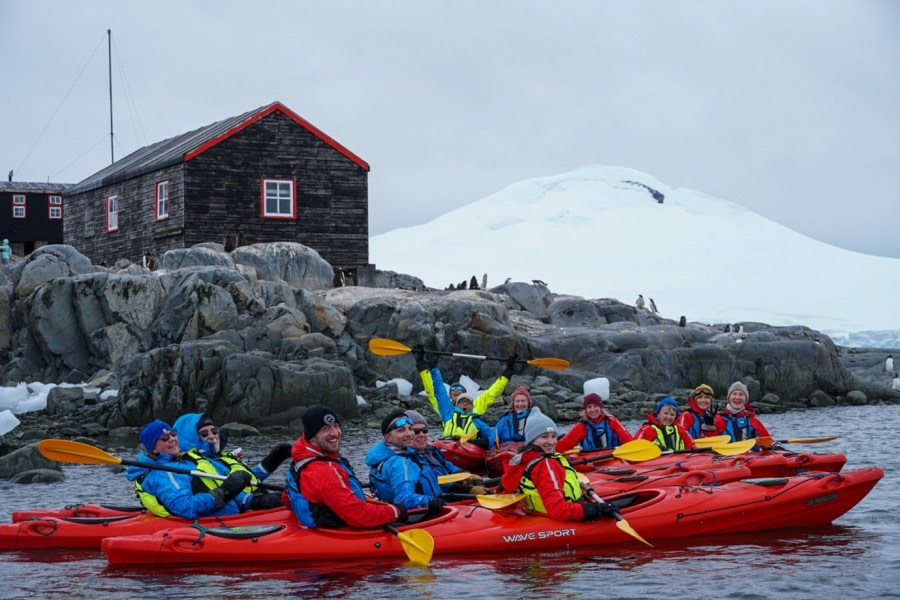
[[249, 491, 284, 510], [208, 470, 252, 508], [503, 354, 519, 378], [426, 498, 445, 512], [394, 504, 409, 523], [413, 344, 428, 372], [581, 501, 615, 520], [703, 404, 717, 427], [260, 442, 292, 473]]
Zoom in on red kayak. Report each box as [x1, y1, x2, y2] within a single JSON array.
[[0, 506, 291, 550], [102, 467, 882, 566], [12, 503, 146, 522], [574, 449, 846, 479], [485, 442, 521, 477], [587, 465, 754, 494], [430, 438, 487, 473]]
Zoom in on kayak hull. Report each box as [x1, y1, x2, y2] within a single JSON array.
[[12, 503, 146, 523], [101, 466, 882, 566], [0, 506, 291, 550], [430, 439, 486, 473]]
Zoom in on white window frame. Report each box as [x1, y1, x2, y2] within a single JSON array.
[[12, 194, 26, 218], [48, 195, 63, 219], [107, 195, 119, 232], [156, 180, 169, 220], [261, 178, 296, 219]]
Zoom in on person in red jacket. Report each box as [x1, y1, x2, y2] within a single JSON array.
[[285, 405, 407, 529], [635, 397, 696, 451], [557, 392, 633, 453], [500, 409, 612, 522], [676, 383, 719, 440], [715, 381, 771, 448]]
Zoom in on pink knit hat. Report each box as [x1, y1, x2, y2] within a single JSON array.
[[510, 386, 532, 407]]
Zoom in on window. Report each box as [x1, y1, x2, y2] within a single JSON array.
[[261, 179, 296, 219], [156, 181, 169, 220], [48, 195, 63, 219], [107, 195, 119, 232], [12, 194, 25, 218]]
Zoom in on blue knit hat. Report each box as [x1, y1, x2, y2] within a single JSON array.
[[140, 419, 172, 451], [655, 397, 679, 416]]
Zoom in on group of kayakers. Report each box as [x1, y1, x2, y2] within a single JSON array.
[[131, 369, 774, 532]]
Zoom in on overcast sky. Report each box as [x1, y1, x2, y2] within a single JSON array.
[[2, 1, 898, 258]]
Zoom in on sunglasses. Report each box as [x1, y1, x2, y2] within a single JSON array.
[[199, 427, 220, 439], [159, 430, 177, 442], [449, 385, 465, 392], [694, 391, 714, 398], [412, 427, 428, 435], [388, 417, 412, 432]]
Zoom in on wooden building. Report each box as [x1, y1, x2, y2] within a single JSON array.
[[0, 181, 69, 258], [63, 101, 372, 279]]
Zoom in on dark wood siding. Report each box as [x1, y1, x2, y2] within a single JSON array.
[[183, 112, 369, 267], [64, 165, 185, 265]]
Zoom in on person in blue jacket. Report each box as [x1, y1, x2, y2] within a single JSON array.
[[405, 409, 487, 496], [125, 419, 252, 518], [365, 410, 445, 512], [172, 412, 289, 510], [492, 386, 538, 446]]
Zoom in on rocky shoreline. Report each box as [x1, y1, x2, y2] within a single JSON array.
[[1, 243, 898, 482]]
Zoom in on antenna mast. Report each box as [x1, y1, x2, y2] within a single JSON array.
[[108, 29, 114, 163]]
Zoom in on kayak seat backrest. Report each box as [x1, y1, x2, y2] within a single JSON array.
[[99, 504, 146, 513], [205, 525, 285, 539], [60, 515, 136, 524], [743, 478, 790, 487]]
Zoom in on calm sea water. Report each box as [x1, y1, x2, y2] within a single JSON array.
[[0, 405, 897, 600]]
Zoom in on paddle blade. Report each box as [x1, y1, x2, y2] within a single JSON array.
[[476, 493, 526, 510], [525, 357, 570, 371], [576, 472, 590, 484], [39, 439, 122, 466], [612, 439, 662, 462], [396, 529, 434, 566], [692, 435, 731, 448], [437, 472, 472, 485], [368, 338, 413, 356], [459, 431, 478, 444], [756, 435, 838, 449], [615, 519, 653, 547], [710, 439, 757, 456]]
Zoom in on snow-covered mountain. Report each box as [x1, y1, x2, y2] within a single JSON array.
[[371, 165, 899, 348]]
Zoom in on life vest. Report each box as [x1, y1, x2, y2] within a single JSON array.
[[131, 451, 247, 517], [721, 413, 760, 442], [649, 424, 687, 451], [132, 475, 172, 517], [179, 449, 258, 492], [684, 409, 704, 439], [441, 411, 477, 438], [580, 418, 622, 451], [519, 453, 583, 513], [286, 456, 365, 528]]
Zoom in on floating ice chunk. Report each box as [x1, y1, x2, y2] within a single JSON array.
[[0, 410, 20, 436]]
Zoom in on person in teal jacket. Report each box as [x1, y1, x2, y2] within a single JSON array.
[[0, 239, 11, 265]]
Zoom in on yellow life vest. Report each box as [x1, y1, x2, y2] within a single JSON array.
[[131, 451, 257, 516], [650, 424, 687, 451], [519, 453, 583, 513]]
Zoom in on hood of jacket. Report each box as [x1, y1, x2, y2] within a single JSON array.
[[172, 412, 218, 456]]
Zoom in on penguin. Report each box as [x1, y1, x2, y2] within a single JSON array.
[[333, 268, 345, 287], [469, 275, 479, 290], [635, 294, 645, 310], [887, 354, 895, 377], [724, 324, 732, 333], [678, 316, 686, 327], [481, 273, 488, 289], [235, 230, 247, 248], [504, 277, 512, 285], [649, 298, 658, 313], [532, 279, 547, 287], [223, 233, 236, 252]]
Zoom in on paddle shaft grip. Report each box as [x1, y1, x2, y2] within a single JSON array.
[[121, 458, 284, 491]]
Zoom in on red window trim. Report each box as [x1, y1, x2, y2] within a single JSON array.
[[106, 194, 119, 233], [155, 180, 170, 220], [259, 178, 297, 220]]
